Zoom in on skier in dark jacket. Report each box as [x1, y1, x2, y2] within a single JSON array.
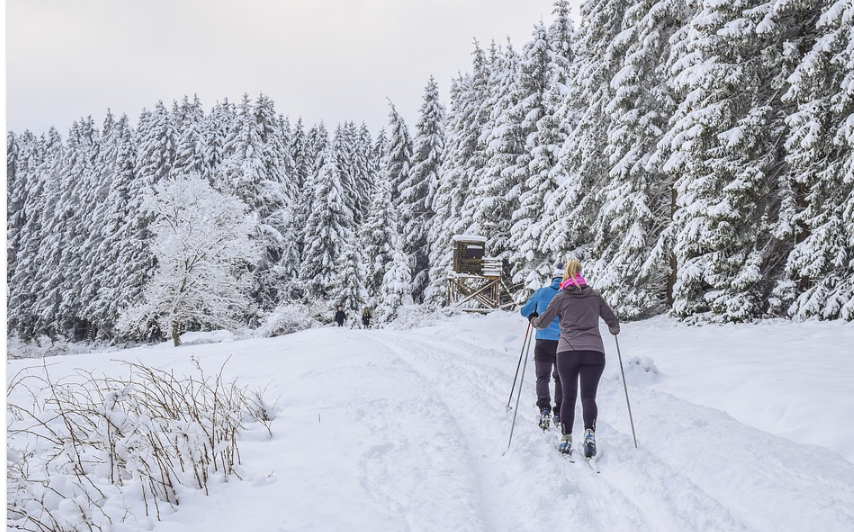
[[334, 306, 346, 327], [520, 264, 565, 430], [529, 259, 620, 458]]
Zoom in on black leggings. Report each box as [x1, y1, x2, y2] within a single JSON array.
[[557, 350, 605, 435], [533, 340, 562, 413]]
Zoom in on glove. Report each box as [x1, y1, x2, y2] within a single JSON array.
[[609, 325, 620, 335], [528, 312, 539, 323]]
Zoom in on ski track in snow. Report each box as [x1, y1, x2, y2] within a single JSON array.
[[366, 327, 854, 532], [371, 329, 740, 532]]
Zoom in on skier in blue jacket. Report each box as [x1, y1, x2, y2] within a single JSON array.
[[520, 263, 564, 430]]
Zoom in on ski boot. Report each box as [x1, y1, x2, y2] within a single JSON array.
[[583, 429, 596, 458], [538, 409, 551, 430], [557, 433, 572, 454]]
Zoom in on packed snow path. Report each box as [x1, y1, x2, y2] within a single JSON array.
[[7, 313, 854, 532]]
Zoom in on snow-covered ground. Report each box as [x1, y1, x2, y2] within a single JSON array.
[[7, 311, 854, 531]]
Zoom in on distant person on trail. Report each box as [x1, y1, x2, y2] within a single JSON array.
[[529, 259, 620, 459], [520, 263, 565, 431], [361, 307, 372, 329], [335, 306, 346, 327]]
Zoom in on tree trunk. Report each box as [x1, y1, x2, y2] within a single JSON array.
[[666, 186, 678, 307], [171, 321, 181, 347]]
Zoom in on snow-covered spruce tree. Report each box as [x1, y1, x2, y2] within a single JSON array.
[[371, 126, 388, 177], [540, 0, 634, 267], [386, 102, 413, 204], [45, 117, 101, 338], [329, 231, 368, 319], [8, 128, 64, 339], [117, 173, 259, 346], [6, 131, 39, 335], [288, 121, 330, 299], [86, 114, 144, 337], [298, 142, 354, 303], [6, 131, 33, 290], [588, 0, 690, 320], [357, 122, 378, 204], [508, 21, 570, 295], [334, 121, 373, 226], [427, 42, 492, 304], [658, 0, 817, 322], [402, 76, 445, 303], [272, 113, 303, 299], [360, 169, 401, 306], [77, 112, 122, 338], [136, 100, 177, 184], [172, 94, 207, 177], [376, 239, 414, 324], [217, 94, 291, 315], [548, 0, 576, 88], [204, 98, 237, 183], [289, 118, 312, 269], [774, 0, 854, 321], [220, 94, 265, 198], [471, 40, 524, 265], [251, 93, 299, 312], [307, 122, 332, 176]]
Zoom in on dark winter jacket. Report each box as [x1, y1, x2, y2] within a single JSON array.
[[531, 285, 619, 354], [335, 310, 346, 325], [520, 278, 562, 341]]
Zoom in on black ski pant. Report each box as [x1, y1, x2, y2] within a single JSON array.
[[534, 340, 562, 415], [557, 350, 605, 435]]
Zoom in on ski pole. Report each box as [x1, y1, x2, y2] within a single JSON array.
[[505, 322, 531, 411], [615, 335, 638, 448], [504, 327, 534, 455]]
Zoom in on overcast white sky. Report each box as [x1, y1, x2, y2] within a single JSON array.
[[6, 0, 583, 137]]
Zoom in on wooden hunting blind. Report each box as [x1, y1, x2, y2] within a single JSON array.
[[447, 235, 504, 312]]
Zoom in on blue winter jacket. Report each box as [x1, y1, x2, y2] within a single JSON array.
[[520, 278, 562, 341]]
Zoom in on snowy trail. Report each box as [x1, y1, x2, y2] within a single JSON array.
[[8, 314, 854, 532], [371, 329, 753, 532], [366, 326, 854, 532]]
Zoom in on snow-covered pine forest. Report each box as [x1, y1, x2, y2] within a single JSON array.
[[6, 0, 854, 345]]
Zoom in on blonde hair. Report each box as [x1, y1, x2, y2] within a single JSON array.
[[563, 259, 583, 288]]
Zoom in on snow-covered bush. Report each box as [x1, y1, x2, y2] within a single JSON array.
[[254, 302, 323, 337], [607, 355, 661, 387], [6, 335, 122, 360], [6, 359, 276, 531]]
